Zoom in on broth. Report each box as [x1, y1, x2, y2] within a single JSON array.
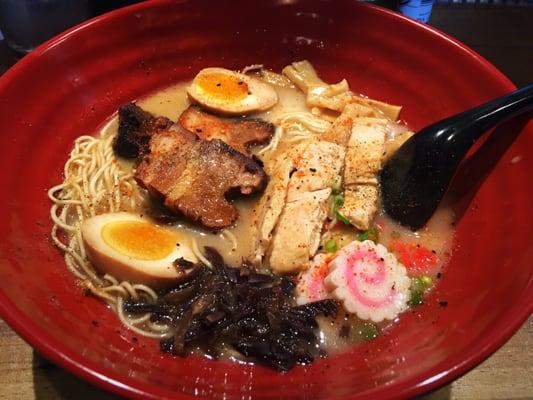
[[97, 75, 455, 355], [48, 62, 461, 371], [103, 78, 454, 269]]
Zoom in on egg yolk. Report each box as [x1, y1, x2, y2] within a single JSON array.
[[101, 221, 178, 260], [196, 72, 249, 102]]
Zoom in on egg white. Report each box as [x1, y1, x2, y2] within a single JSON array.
[[81, 212, 197, 288], [187, 67, 278, 114]]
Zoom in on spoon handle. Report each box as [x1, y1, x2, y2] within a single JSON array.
[[437, 84, 533, 146]]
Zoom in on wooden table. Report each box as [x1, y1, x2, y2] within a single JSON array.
[[0, 4, 531, 399]]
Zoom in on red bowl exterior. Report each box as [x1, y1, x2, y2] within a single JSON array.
[[0, 1, 531, 399]]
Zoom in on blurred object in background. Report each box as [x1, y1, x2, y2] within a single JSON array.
[[398, 0, 435, 22], [0, 0, 89, 54], [358, 0, 434, 21], [434, 0, 532, 4], [358, 0, 399, 8], [390, 0, 532, 24], [89, 0, 143, 16], [0, 0, 143, 55], [359, 0, 435, 22]]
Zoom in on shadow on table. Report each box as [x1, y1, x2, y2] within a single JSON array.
[[417, 385, 452, 400], [32, 352, 121, 400]]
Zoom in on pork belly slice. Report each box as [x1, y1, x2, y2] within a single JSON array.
[[113, 103, 173, 158], [135, 127, 267, 229], [178, 105, 274, 156]]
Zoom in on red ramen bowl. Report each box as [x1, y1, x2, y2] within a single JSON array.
[[0, 0, 531, 399]]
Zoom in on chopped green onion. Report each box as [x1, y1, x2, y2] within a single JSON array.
[[408, 276, 433, 306], [409, 277, 425, 306], [325, 239, 338, 253], [421, 276, 433, 287], [331, 177, 342, 195], [408, 289, 424, 306], [335, 210, 351, 225], [332, 194, 351, 225], [329, 194, 341, 216], [358, 227, 380, 242], [333, 194, 344, 209], [358, 322, 380, 341]]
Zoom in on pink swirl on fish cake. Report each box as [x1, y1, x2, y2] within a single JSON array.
[[324, 240, 410, 322]]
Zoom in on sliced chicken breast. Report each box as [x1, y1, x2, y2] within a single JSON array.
[[340, 118, 387, 230], [339, 185, 380, 231], [253, 144, 304, 261], [254, 139, 344, 272], [286, 140, 345, 202], [343, 118, 388, 186], [321, 102, 382, 146], [268, 188, 331, 273]]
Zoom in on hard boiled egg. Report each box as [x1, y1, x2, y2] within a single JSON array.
[[187, 67, 278, 115], [81, 212, 197, 288]]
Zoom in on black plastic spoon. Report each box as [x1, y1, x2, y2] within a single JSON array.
[[379, 84, 533, 231]]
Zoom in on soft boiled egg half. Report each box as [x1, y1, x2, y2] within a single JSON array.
[[81, 212, 197, 288], [187, 67, 278, 114]]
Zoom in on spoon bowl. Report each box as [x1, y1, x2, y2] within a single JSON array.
[[380, 84, 533, 230]]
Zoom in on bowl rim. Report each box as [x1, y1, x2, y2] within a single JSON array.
[[0, 1, 531, 399]]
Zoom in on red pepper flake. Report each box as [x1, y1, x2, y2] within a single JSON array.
[[389, 240, 439, 274]]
